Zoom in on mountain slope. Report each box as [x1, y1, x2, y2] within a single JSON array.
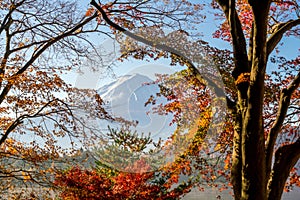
[[97, 73, 175, 140]]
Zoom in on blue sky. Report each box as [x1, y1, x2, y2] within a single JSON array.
[[73, 0, 299, 90]]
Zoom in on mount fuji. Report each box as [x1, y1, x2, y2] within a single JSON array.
[[97, 73, 175, 139]]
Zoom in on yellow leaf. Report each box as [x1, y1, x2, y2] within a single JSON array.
[[21, 172, 31, 182], [18, 42, 24, 47]]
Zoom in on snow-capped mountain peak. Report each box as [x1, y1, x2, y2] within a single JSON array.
[[97, 73, 174, 137]]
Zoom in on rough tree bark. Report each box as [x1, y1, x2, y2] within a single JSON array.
[[215, 1, 300, 200]]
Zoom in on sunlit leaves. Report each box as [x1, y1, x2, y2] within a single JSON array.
[[85, 7, 95, 17], [213, 0, 300, 40], [0, 0, 108, 197], [55, 152, 185, 199]]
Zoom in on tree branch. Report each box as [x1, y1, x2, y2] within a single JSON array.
[[265, 71, 300, 181], [0, 98, 73, 146], [0, 0, 25, 35], [216, 0, 249, 79], [248, 25, 254, 66], [0, 13, 97, 106], [267, 18, 300, 56], [91, 0, 229, 101], [267, 138, 300, 200]]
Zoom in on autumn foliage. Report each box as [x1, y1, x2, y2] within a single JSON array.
[[55, 160, 189, 200], [89, 0, 300, 200], [0, 0, 299, 199]]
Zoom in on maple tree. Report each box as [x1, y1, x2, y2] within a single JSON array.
[[0, 0, 111, 198], [0, 0, 204, 198], [90, 0, 300, 200]]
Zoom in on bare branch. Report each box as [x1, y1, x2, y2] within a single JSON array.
[[0, 98, 72, 146], [267, 18, 300, 56], [0, 13, 97, 106], [265, 71, 300, 180], [0, 0, 25, 34]]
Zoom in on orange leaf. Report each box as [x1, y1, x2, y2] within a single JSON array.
[[85, 8, 94, 17]]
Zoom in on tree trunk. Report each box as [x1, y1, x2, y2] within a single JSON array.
[[231, 117, 242, 200]]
